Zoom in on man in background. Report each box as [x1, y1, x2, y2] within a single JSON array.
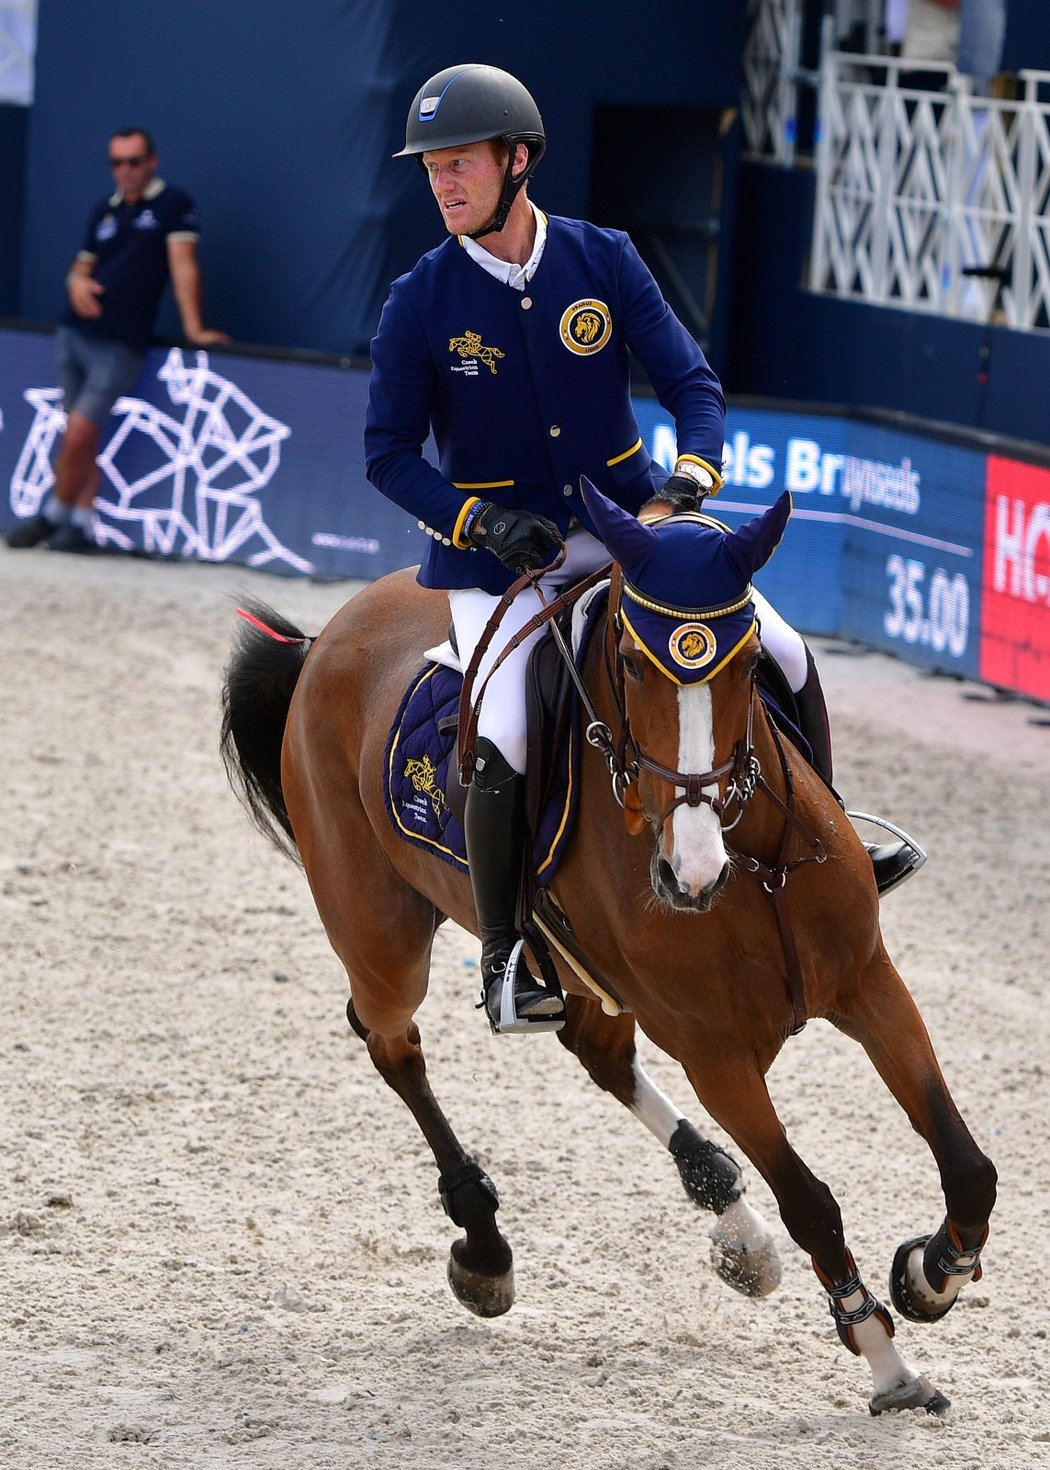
[[7, 127, 229, 553]]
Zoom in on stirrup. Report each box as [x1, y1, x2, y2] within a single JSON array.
[[481, 939, 566, 1036], [848, 811, 927, 898]]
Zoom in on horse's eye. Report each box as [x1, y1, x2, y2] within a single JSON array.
[[622, 653, 644, 682]]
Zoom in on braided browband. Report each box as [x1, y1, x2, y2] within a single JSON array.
[[621, 582, 754, 623], [640, 508, 732, 533]]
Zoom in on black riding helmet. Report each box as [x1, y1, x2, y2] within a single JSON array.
[[394, 63, 546, 239]]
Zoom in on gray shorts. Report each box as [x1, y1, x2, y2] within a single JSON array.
[[55, 324, 145, 426]]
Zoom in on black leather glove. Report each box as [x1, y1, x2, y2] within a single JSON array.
[[656, 461, 723, 512], [467, 501, 564, 572], [657, 473, 707, 511]]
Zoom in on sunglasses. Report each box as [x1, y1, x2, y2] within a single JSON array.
[[108, 154, 148, 168]]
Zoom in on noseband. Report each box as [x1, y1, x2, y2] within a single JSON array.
[[589, 573, 761, 838], [627, 685, 760, 834]]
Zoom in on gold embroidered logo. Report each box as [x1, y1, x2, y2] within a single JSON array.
[[449, 330, 504, 375], [404, 754, 449, 818], [668, 623, 717, 671], [559, 299, 612, 355]]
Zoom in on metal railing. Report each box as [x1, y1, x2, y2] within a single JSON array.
[[810, 53, 1050, 332], [0, 0, 35, 105]]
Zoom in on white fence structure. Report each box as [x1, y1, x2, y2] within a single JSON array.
[[741, 0, 805, 164], [741, 0, 1050, 336], [810, 54, 1050, 332], [0, 0, 35, 105]]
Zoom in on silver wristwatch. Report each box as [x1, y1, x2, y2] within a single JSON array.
[[674, 459, 720, 491]]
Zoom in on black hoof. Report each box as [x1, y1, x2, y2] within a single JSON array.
[[447, 1250, 515, 1318], [889, 1235, 955, 1324]]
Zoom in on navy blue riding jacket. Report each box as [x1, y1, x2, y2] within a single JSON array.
[[364, 212, 726, 594]]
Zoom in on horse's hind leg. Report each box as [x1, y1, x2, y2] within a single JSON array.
[[833, 956, 997, 1328], [558, 995, 782, 1297], [681, 1051, 949, 1415], [345, 997, 515, 1318]]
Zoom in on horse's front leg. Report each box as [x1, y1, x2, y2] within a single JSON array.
[[683, 1054, 950, 1416], [832, 955, 997, 1328], [346, 999, 514, 1317], [558, 996, 781, 1297]]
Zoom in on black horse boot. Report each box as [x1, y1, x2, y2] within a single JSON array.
[[464, 738, 565, 1034], [794, 646, 925, 897]]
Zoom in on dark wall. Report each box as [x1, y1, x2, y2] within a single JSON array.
[[20, 0, 745, 356], [0, 104, 29, 315], [589, 104, 742, 369], [728, 160, 1050, 448], [1001, 0, 1050, 73]]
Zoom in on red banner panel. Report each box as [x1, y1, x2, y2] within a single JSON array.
[[980, 456, 1050, 702]]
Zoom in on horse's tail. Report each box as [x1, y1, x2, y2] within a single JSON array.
[[220, 599, 313, 865]]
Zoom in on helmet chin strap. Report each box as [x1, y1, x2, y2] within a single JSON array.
[[467, 149, 530, 241]]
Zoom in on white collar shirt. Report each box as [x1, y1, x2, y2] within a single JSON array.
[[460, 204, 547, 291]]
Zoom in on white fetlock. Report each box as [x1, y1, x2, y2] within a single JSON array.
[[827, 1274, 950, 1416], [890, 1223, 986, 1322]]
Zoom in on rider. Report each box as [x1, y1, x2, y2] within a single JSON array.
[[365, 63, 919, 1036]]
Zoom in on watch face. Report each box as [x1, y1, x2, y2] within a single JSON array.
[[678, 462, 713, 489]]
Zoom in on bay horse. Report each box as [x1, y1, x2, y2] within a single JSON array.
[[220, 480, 995, 1417]]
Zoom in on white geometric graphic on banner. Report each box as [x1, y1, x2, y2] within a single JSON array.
[[0, 0, 36, 106], [9, 348, 314, 572], [9, 385, 61, 516]]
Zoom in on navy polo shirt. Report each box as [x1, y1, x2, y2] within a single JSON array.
[[63, 179, 200, 350]]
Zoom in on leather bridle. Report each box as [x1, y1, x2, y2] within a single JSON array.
[[596, 567, 762, 837], [602, 569, 827, 1036]]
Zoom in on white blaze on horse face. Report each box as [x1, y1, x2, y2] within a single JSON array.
[[671, 682, 728, 894]]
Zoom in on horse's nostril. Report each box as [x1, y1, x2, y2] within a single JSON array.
[[656, 855, 682, 894]]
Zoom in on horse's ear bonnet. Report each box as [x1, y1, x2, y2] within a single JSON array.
[[579, 477, 792, 683]]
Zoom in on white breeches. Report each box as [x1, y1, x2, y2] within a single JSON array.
[[449, 529, 610, 775], [751, 588, 809, 693], [450, 533, 809, 776]]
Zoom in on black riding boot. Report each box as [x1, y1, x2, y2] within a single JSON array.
[[793, 646, 835, 786], [794, 646, 925, 898], [464, 738, 565, 1034]]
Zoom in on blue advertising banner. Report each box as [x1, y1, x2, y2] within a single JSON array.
[[838, 423, 985, 680], [0, 331, 425, 581], [635, 398, 848, 637], [0, 327, 1039, 700], [634, 398, 986, 675]]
